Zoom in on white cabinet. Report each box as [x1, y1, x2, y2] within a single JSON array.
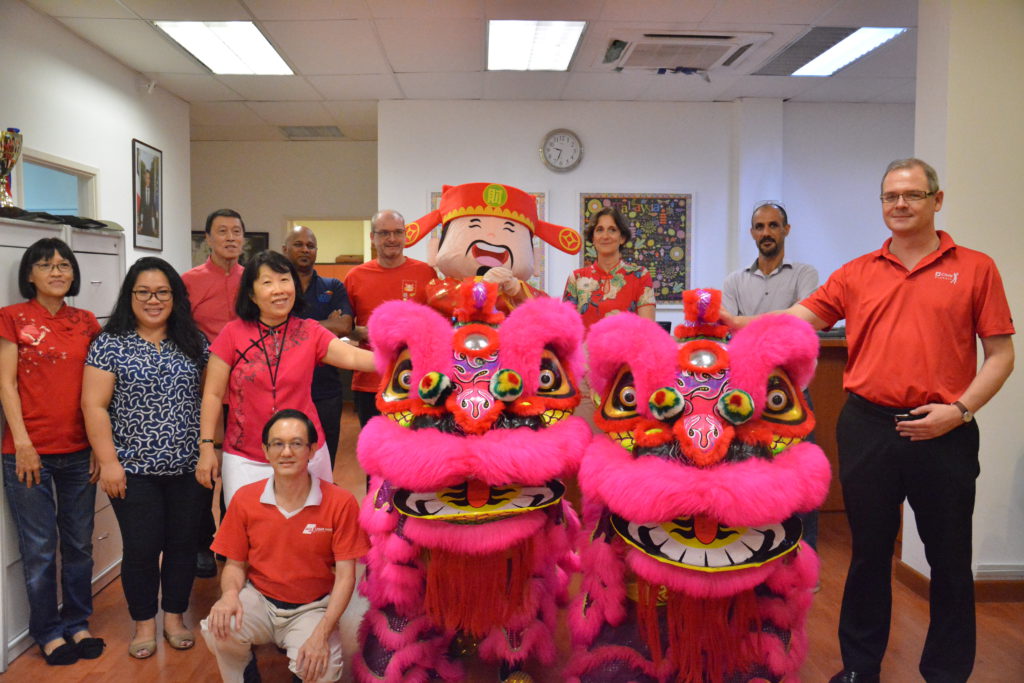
[[0, 217, 125, 669]]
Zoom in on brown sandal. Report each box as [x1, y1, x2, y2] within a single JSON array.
[[163, 629, 195, 650]]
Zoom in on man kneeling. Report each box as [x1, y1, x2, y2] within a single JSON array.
[[201, 409, 369, 682]]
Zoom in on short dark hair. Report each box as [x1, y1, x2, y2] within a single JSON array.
[[584, 207, 632, 244], [105, 257, 206, 363], [204, 208, 245, 234], [751, 202, 789, 227], [262, 409, 317, 446], [882, 158, 940, 194], [235, 250, 305, 322], [18, 238, 81, 299]]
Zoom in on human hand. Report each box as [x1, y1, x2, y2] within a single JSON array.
[[208, 592, 243, 640], [295, 627, 330, 682], [482, 267, 521, 296], [196, 448, 220, 489], [99, 460, 127, 499], [718, 308, 738, 329], [895, 403, 962, 441], [14, 442, 41, 489]]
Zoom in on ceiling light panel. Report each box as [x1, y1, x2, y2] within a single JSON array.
[[488, 20, 586, 71], [155, 21, 293, 75], [792, 27, 906, 77]]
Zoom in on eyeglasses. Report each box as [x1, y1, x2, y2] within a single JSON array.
[[132, 289, 173, 302], [880, 190, 936, 204], [373, 229, 405, 239], [266, 440, 310, 453], [33, 261, 73, 273]]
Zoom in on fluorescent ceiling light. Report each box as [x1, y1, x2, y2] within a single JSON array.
[[155, 21, 292, 75], [488, 20, 586, 71], [792, 27, 906, 76]]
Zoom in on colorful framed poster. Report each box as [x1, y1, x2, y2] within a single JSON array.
[[579, 193, 691, 304], [132, 139, 162, 250]]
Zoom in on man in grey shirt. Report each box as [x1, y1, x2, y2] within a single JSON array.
[[722, 202, 821, 551], [722, 202, 819, 316]]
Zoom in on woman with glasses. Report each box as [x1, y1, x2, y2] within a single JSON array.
[[196, 251, 375, 505], [81, 257, 209, 659], [0, 238, 104, 666]]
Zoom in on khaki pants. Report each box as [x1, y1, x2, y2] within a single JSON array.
[[201, 583, 343, 682]]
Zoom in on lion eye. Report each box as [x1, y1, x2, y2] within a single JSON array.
[[761, 371, 805, 425], [618, 386, 636, 408], [382, 350, 413, 403], [601, 367, 639, 421], [535, 351, 574, 398]]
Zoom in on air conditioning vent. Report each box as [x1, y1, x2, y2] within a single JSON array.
[[753, 27, 856, 76], [597, 30, 771, 72], [279, 126, 344, 140]]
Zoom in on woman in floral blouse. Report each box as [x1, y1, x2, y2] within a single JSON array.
[[562, 207, 656, 328]]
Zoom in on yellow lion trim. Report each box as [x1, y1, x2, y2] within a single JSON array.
[[441, 205, 535, 232]]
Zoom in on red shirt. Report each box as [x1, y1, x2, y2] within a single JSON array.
[[562, 260, 655, 330], [0, 300, 101, 454], [182, 258, 244, 342], [211, 317, 336, 461], [212, 477, 369, 605], [801, 231, 1014, 407], [344, 258, 436, 392]]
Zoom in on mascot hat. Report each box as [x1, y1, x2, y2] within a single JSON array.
[[404, 182, 582, 255]]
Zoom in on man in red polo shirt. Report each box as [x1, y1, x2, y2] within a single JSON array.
[[725, 158, 1014, 683]]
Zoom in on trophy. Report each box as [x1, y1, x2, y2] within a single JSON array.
[[1, 127, 23, 209]]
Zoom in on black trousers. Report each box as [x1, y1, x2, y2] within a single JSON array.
[[110, 472, 207, 621], [354, 390, 380, 427], [836, 393, 979, 683], [313, 393, 343, 470]]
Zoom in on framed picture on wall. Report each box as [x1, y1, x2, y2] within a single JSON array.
[[429, 190, 548, 292], [579, 193, 692, 304], [190, 231, 269, 267], [132, 139, 162, 251]]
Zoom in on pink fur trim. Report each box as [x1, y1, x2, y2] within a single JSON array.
[[358, 415, 591, 489], [367, 300, 453, 389], [402, 511, 547, 554], [564, 645, 660, 681], [359, 480, 400, 534], [585, 313, 681, 410], [626, 548, 775, 598], [499, 297, 586, 394], [569, 536, 627, 646], [580, 437, 830, 525], [727, 314, 820, 414]]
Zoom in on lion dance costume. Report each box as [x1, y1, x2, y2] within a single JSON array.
[[567, 289, 831, 683], [354, 280, 591, 682]]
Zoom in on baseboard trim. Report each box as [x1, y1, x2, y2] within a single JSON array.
[[895, 560, 1024, 602]]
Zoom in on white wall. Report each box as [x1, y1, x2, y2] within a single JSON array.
[[0, 0, 191, 274], [190, 141, 377, 246]]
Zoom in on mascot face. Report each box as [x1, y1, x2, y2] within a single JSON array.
[[434, 214, 535, 281]]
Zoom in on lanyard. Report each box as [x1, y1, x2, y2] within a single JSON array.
[[255, 318, 289, 411]]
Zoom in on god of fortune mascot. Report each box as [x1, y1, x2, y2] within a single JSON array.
[[567, 289, 831, 683], [404, 182, 583, 315], [354, 279, 592, 682]]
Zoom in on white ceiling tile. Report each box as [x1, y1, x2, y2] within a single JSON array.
[[24, 0, 134, 19], [148, 73, 244, 101], [703, 0, 835, 25], [307, 74, 403, 100], [337, 124, 378, 141], [323, 101, 379, 127], [120, 0, 249, 21], [395, 72, 484, 99], [263, 20, 390, 75], [483, 72, 569, 100], [191, 124, 286, 141], [377, 19, 485, 72], [714, 75, 819, 101], [635, 70, 742, 102], [599, 0, 716, 23], [58, 17, 207, 73], [214, 75, 324, 100], [190, 101, 268, 126], [246, 101, 336, 126], [791, 76, 909, 103], [819, 0, 917, 28], [369, 0, 482, 19], [243, 0, 372, 20], [840, 29, 916, 78], [484, 0, 603, 21], [561, 72, 656, 101]]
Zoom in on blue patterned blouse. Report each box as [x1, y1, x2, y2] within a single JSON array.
[[86, 332, 209, 476]]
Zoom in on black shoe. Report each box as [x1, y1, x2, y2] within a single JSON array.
[[73, 636, 105, 659], [829, 671, 881, 683], [40, 641, 79, 666], [196, 549, 217, 578]]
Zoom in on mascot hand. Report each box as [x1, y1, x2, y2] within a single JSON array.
[[482, 266, 522, 296]]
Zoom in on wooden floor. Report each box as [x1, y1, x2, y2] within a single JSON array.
[[5, 409, 1023, 682]]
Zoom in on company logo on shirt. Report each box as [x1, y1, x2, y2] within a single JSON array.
[[934, 271, 959, 285], [302, 523, 333, 535], [401, 280, 418, 299]]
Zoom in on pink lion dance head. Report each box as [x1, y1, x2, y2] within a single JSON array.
[[354, 280, 591, 682], [568, 289, 831, 683]]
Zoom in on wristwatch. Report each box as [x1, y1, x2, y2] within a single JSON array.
[[952, 400, 973, 423]]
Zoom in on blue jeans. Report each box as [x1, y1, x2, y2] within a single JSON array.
[[2, 450, 96, 646]]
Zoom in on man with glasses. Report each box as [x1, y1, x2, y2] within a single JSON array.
[[725, 158, 1015, 683], [343, 210, 436, 426], [201, 409, 368, 682]]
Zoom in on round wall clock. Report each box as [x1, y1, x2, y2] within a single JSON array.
[[540, 128, 583, 172]]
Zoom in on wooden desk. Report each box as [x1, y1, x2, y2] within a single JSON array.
[[808, 338, 848, 511]]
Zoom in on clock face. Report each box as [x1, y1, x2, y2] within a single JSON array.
[[541, 129, 582, 172]]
